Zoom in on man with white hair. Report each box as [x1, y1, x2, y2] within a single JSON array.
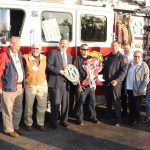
[[24, 43, 48, 131], [0, 36, 24, 137]]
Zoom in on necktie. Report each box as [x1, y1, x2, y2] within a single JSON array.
[[62, 52, 67, 67]]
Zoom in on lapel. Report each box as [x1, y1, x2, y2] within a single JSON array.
[[66, 53, 70, 64], [8, 49, 17, 72], [57, 49, 64, 68]]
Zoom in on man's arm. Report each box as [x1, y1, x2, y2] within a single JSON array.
[[114, 56, 128, 86], [0, 53, 7, 91], [139, 62, 149, 94], [47, 50, 61, 75]]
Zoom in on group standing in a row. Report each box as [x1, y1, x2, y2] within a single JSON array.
[[0, 36, 150, 138]]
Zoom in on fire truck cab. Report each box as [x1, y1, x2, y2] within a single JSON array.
[[0, 0, 114, 58]]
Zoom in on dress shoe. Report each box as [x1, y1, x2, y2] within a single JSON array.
[[7, 131, 19, 137], [15, 129, 23, 135], [26, 126, 33, 131], [76, 120, 84, 126], [129, 121, 139, 127], [60, 122, 69, 128], [37, 126, 46, 132], [114, 122, 120, 127], [90, 118, 100, 124]]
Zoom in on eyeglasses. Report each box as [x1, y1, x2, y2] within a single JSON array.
[[60, 43, 68, 46], [134, 56, 141, 58], [32, 47, 39, 50], [81, 48, 89, 51]]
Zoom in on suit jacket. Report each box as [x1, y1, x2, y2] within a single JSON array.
[[47, 49, 72, 89]]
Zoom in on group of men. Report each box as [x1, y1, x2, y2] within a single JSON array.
[[0, 36, 149, 138], [0, 36, 100, 137]]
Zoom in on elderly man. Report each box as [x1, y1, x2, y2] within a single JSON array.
[[126, 51, 149, 126], [103, 41, 128, 126], [24, 43, 48, 131], [0, 36, 24, 137], [47, 38, 72, 129]]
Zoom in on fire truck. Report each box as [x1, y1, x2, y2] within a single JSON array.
[[0, 0, 150, 103]]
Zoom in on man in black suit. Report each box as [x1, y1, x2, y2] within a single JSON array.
[[47, 38, 72, 129]]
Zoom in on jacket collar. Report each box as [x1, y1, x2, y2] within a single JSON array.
[[29, 52, 44, 60]]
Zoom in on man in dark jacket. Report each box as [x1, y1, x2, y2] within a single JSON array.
[[75, 44, 99, 125], [103, 41, 128, 126], [47, 38, 72, 129]]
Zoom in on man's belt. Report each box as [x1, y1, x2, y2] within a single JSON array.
[[17, 82, 22, 85]]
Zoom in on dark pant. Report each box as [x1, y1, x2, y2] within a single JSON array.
[[75, 87, 97, 122], [105, 84, 122, 121], [49, 82, 69, 126], [127, 90, 143, 122], [121, 80, 128, 114]]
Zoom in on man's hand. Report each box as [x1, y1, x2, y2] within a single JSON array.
[[0, 89, 2, 94], [139, 89, 145, 95], [59, 70, 65, 76], [111, 80, 117, 86]]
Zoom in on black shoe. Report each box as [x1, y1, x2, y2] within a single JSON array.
[[90, 118, 100, 124], [26, 126, 33, 131], [129, 121, 139, 127], [15, 129, 23, 135], [60, 122, 69, 128], [37, 126, 46, 132], [76, 120, 84, 126], [113, 120, 121, 127], [114, 122, 120, 127]]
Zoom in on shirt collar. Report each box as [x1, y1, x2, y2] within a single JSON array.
[[131, 60, 142, 67], [9, 49, 18, 58]]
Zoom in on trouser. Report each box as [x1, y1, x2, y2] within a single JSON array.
[[24, 81, 48, 126], [146, 82, 150, 120], [50, 82, 69, 126], [1, 84, 23, 133], [121, 79, 128, 113], [76, 87, 97, 122], [105, 84, 122, 121], [127, 90, 142, 122]]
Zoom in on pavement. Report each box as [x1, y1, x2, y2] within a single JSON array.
[[0, 105, 150, 150]]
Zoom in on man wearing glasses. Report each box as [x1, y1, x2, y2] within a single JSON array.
[[126, 51, 149, 126], [74, 44, 99, 125], [47, 38, 72, 129], [24, 43, 48, 132]]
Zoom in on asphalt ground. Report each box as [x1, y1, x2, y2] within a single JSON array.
[[0, 102, 150, 150]]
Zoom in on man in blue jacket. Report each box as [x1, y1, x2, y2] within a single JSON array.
[[0, 36, 25, 137]]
